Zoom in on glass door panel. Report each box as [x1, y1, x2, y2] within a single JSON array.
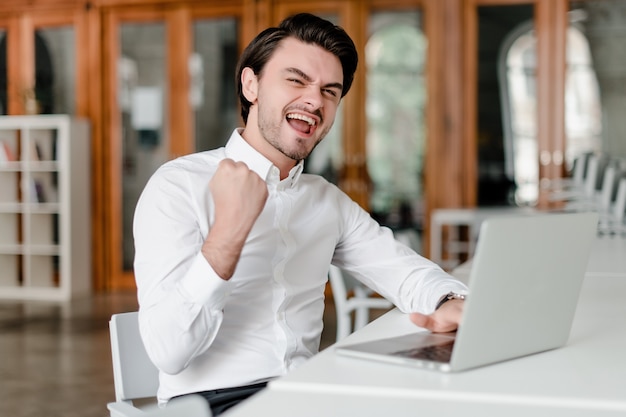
[[497, 5, 603, 205], [119, 22, 167, 270], [366, 10, 425, 240], [572, 0, 624, 159], [192, 18, 239, 152], [476, 5, 534, 206], [34, 27, 75, 115]]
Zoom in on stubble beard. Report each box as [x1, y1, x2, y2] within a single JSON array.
[[257, 102, 331, 162]]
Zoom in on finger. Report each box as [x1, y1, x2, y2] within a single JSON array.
[[409, 312, 432, 329], [409, 312, 457, 333]]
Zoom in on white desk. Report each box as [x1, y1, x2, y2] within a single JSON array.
[[586, 235, 626, 278], [223, 388, 626, 417], [223, 238, 626, 417], [222, 387, 624, 417]]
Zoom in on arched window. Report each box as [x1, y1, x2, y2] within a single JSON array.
[[498, 15, 602, 206]]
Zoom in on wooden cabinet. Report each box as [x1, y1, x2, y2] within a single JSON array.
[[0, 115, 90, 301]]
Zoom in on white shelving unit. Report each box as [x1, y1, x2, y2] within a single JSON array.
[[0, 115, 91, 301]]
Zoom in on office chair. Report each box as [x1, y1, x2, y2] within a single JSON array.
[[108, 312, 212, 417], [328, 265, 393, 341]]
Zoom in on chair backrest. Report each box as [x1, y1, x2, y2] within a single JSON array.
[[583, 154, 600, 197], [109, 312, 160, 403], [328, 264, 361, 300], [598, 163, 617, 211], [328, 265, 393, 341], [613, 177, 626, 222], [140, 396, 212, 417], [570, 152, 589, 187]]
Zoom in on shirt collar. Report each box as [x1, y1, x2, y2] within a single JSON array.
[[224, 129, 304, 189]]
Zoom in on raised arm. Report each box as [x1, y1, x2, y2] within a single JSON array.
[[202, 159, 268, 279], [133, 158, 267, 375]]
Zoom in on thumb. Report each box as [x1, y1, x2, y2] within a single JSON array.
[[409, 312, 433, 329]]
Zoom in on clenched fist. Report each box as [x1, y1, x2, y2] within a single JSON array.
[[202, 159, 269, 279]]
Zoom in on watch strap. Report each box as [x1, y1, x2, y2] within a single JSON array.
[[435, 291, 466, 310]]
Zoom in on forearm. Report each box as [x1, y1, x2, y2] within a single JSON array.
[[203, 158, 268, 279], [201, 218, 250, 280]]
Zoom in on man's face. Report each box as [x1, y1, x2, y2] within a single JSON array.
[[244, 37, 344, 163]]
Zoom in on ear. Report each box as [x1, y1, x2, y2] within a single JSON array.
[[241, 67, 259, 104]]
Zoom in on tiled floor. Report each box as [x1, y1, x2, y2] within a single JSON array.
[[0, 291, 366, 417]]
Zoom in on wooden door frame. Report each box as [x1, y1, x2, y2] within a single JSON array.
[[101, 2, 251, 290], [103, 6, 174, 290], [2, 10, 87, 116], [536, 0, 568, 207], [462, 0, 568, 213]]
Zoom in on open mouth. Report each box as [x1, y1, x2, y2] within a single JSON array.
[[286, 113, 317, 135]]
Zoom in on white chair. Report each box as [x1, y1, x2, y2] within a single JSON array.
[[393, 228, 421, 253], [108, 312, 212, 417], [328, 265, 393, 342], [562, 161, 617, 213], [598, 176, 626, 235], [543, 152, 589, 191], [110, 396, 212, 417], [549, 153, 600, 202], [429, 206, 535, 270]]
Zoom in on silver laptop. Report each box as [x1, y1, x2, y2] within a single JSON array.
[[336, 211, 599, 372]]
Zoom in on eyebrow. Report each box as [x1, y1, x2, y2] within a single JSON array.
[[285, 67, 343, 92]]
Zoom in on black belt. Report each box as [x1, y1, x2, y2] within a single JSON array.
[[172, 381, 269, 416]]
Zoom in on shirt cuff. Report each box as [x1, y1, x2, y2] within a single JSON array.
[[177, 252, 233, 308]]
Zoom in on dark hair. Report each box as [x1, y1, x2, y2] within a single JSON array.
[[235, 13, 358, 124]]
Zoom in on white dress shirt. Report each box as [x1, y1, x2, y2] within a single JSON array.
[[133, 129, 467, 404]]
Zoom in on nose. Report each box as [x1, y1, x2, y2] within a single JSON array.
[[302, 85, 324, 110]]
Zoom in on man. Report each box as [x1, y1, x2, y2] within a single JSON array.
[[133, 13, 467, 416]]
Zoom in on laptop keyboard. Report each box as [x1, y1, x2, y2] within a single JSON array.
[[392, 339, 455, 363]]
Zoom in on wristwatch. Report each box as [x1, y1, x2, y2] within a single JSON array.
[[435, 291, 466, 310]]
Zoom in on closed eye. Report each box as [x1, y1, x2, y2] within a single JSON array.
[[323, 88, 339, 98], [283, 68, 342, 101], [288, 78, 305, 85]]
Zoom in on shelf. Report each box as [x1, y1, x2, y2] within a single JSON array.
[[0, 245, 23, 255], [0, 115, 91, 301], [0, 203, 61, 213], [0, 286, 69, 302], [0, 161, 23, 171], [22, 161, 60, 172]]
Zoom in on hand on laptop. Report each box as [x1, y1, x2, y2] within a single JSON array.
[[409, 299, 464, 333]]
